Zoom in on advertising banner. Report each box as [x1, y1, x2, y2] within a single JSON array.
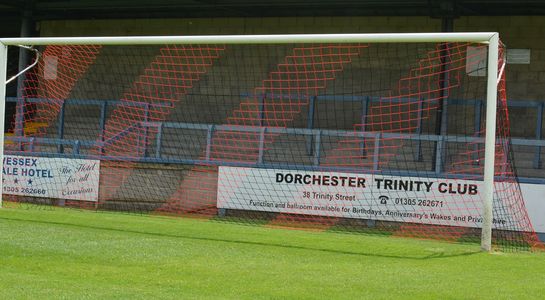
[[2, 155, 100, 201], [217, 166, 514, 229]]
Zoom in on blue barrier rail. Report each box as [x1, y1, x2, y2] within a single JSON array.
[[240, 93, 545, 168], [4, 96, 545, 185], [5, 125, 545, 185]]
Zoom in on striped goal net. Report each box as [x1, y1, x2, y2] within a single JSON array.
[[0, 33, 541, 251]]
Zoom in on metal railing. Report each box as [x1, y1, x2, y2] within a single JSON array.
[[239, 93, 545, 168], [4, 96, 545, 185]]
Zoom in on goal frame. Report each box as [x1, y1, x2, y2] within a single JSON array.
[[0, 32, 501, 251]]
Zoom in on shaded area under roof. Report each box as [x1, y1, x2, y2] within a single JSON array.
[[2, 0, 545, 21]]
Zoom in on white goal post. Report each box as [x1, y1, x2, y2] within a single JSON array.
[[0, 32, 501, 251]]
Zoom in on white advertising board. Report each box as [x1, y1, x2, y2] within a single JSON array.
[[2, 155, 100, 201], [217, 166, 519, 229], [520, 183, 545, 233]]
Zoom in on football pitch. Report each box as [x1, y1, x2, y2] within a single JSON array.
[[1, 204, 544, 299]]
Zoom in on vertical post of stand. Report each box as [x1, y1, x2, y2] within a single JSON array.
[[259, 94, 265, 127], [534, 103, 543, 168], [481, 33, 499, 252], [142, 103, 149, 157], [99, 102, 107, 156], [0, 44, 8, 208], [473, 100, 483, 164], [415, 98, 423, 161], [306, 96, 316, 156], [360, 96, 369, 157], [57, 101, 66, 153], [257, 127, 266, 165]]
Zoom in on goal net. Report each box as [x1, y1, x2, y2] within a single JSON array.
[[0, 33, 541, 251]]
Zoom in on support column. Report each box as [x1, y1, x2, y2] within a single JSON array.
[[15, 6, 34, 150], [432, 16, 453, 173]]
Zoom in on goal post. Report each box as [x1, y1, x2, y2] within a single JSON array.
[[0, 43, 7, 209], [481, 33, 499, 252], [0, 33, 538, 252]]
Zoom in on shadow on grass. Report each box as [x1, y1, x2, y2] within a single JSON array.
[[0, 213, 481, 260]]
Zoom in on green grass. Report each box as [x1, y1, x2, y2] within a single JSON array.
[[1, 204, 544, 299]]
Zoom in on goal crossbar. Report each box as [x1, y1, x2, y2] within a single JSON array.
[[0, 32, 497, 46]]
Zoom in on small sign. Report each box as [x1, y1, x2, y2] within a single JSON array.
[[466, 46, 487, 77], [507, 49, 531, 64], [2, 155, 100, 201], [43, 56, 58, 80]]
